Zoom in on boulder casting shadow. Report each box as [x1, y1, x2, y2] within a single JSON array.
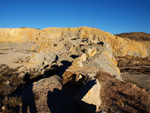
[[74, 79, 97, 113], [47, 80, 97, 113]]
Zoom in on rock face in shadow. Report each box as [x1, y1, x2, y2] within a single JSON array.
[[0, 27, 150, 113]]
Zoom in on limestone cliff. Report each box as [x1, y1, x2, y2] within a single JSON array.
[[0, 27, 149, 58]]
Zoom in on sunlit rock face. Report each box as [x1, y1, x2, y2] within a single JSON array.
[[0, 27, 150, 113], [0, 27, 149, 56], [0, 27, 149, 72]]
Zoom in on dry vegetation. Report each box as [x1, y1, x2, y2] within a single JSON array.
[[1, 96, 21, 113], [96, 72, 150, 113], [116, 56, 150, 74]]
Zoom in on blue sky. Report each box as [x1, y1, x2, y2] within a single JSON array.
[[0, 0, 150, 34]]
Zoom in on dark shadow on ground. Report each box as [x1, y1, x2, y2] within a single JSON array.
[[2, 59, 72, 113], [22, 84, 37, 113], [43, 64, 60, 77], [57, 60, 72, 77], [12, 59, 72, 97], [74, 80, 96, 113], [70, 55, 79, 59], [47, 80, 97, 113], [47, 86, 82, 113]]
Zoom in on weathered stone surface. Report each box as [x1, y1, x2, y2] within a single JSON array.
[[0, 27, 149, 79], [62, 41, 122, 86], [71, 54, 86, 67], [31, 75, 62, 113], [87, 51, 121, 80], [0, 27, 150, 113], [74, 79, 101, 113], [62, 49, 121, 112], [32, 75, 84, 113], [0, 27, 149, 58], [87, 48, 97, 57], [62, 66, 99, 86]]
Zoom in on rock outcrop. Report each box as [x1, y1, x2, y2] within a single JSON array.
[[0, 27, 149, 58], [74, 79, 101, 113], [0, 27, 150, 113]]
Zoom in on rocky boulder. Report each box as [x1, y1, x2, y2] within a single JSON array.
[[74, 79, 101, 113], [21, 75, 62, 113]]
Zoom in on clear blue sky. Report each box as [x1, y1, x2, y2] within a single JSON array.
[[0, 0, 150, 34]]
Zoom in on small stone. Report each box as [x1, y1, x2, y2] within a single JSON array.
[[69, 46, 75, 52], [80, 53, 86, 62], [1, 106, 6, 111], [18, 73, 25, 78], [87, 48, 96, 57], [5, 81, 10, 85]]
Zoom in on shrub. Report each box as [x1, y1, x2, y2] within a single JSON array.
[[2, 96, 21, 113]]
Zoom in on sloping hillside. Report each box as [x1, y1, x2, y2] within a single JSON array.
[[115, 32, 150, 41]]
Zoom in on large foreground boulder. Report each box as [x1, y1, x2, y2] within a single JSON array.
[[63, 66, 150, 113], [74, 79, 101, 113], [21, 75, 62, 113]]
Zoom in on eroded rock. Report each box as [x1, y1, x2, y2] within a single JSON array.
[[74, 79, 101, 113], [87, 48, 97, 57], [62, 66, 99, 86], [0, 27, 150, 113]]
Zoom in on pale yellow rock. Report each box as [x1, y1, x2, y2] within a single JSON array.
[[62, 65, 99, 85], [87, 48, 96, 57], [0, 27, 149, 57], [102, 51, 121, 75], [80, 53, 86, 62], [69, 46, 75, 52], [80, 79, 101, 111], [72, 58, 83, 67], [1, 106, 6, 111], [71, 54, 86, 67]]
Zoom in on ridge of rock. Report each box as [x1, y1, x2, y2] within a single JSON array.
[[0, 27, 150, 113], [0, 27, 149, 58]]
